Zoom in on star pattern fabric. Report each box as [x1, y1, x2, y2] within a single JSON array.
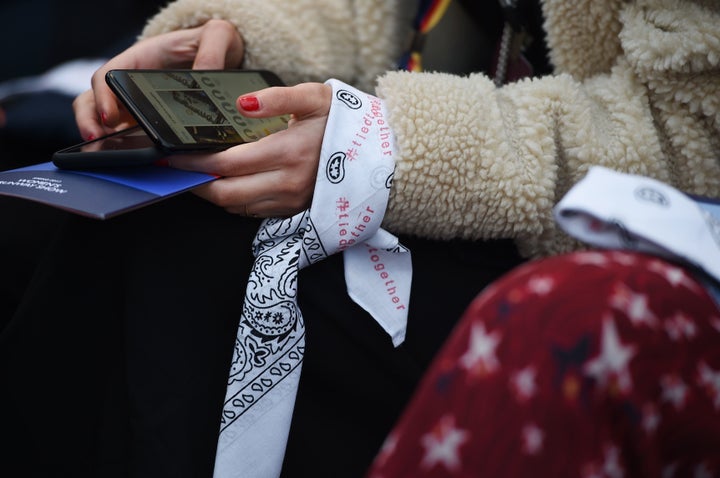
[[367, 251, 720, 477]]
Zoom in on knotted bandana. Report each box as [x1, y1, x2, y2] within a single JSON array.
[[213, 80, 412, 477]]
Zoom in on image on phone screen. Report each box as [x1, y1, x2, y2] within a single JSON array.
[[106, 69, 289, 152]]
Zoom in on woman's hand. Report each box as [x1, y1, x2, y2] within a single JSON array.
[[169, 83, 333, 218], [73, 19, 244, 141]]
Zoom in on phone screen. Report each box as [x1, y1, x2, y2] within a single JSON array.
[[69, 126, 156, 153], [52, 126, 165, 169], [107, 70, 289, 150]]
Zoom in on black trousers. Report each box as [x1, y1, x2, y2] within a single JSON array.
[[0, 193, 522, 477]]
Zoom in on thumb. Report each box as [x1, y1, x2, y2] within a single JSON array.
[[236, 83, 332, 119]]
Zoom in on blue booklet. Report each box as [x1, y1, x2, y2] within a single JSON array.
[[0, 161, 217, 219]]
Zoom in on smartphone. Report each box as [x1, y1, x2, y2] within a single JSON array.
[[105, 69, 289, 152], [52, 126, 166, 169]]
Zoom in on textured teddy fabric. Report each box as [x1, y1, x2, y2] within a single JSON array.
[[142, 0, 720, 258]]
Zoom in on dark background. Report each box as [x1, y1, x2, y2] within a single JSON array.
[[0, 0, 168, 169], [0, 0, 169, 330]]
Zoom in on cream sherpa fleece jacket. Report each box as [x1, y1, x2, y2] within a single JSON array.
[[142, 0, 720, 258]]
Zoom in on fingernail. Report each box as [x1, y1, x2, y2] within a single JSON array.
[[154, 158, 170, 167], [238, 95, 260, 111], [101, 112, 109, 125], [86, 134, 96, 141]]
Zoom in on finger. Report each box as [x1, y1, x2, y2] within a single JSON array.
[[89, 58, 134, 129], [166, 148, 235, 175], [191, 170, 310, 217], [73, 90, 111, 141], [74, 89, 136, 141], [236, 83, 332, 119], [168, 139, 277, 177], [192, 19, 244, 69], [171, 125, 305, 177], [89, 34, 186, 127], [89, 65, 144, 133]]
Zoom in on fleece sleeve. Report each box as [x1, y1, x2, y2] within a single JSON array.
[[376, 61, 672, 258], [139, 0, 409, 92]]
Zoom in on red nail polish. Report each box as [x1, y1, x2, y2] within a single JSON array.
[[101, 112, 108, 125], [238, 96, 260, 111], [86, 134, 96, 141], [154, 158, 170, 167]]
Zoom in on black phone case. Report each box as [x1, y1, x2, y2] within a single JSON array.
[[52, 127, 164, 169]]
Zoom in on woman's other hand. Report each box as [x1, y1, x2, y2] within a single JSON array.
[[73, 19, 244, 141], [169, 83, 333, 218]]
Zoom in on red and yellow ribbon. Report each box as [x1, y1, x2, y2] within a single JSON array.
[[400, 0, 452, 72]]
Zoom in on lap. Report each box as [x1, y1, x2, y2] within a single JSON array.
[[0, 193, 260, 477], [0, 192, 524, 477]]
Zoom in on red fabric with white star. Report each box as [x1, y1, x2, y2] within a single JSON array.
[[367, 251, 720, 477]]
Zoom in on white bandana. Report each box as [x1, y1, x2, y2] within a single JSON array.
[[212, 80, 412, 477], [554, 165, 720, 283]]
